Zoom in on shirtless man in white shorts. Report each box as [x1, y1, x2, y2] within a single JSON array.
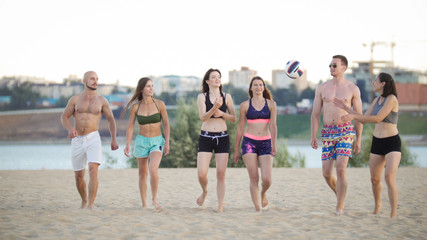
[[61, 71, 119, 210]]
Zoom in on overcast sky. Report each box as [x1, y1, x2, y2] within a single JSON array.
[[0, 0, 426, 86]]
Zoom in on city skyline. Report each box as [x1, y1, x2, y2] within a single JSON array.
[[0, 0, 426, 87]]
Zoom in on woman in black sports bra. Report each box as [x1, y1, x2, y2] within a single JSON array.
[[196, 68, 236, 213], [120, 77, 170, 210], [334, 72, 400, 218]]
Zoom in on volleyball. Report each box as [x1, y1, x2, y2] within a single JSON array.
[[285, 60, 304, 79]]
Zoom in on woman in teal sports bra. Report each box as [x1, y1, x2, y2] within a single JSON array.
[[120, 77, 170, 210], [334, 72, 401, 218]]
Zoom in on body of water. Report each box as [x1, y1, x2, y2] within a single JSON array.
[[0, 144, 426, 170]]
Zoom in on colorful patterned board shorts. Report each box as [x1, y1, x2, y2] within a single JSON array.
[[321, 122, 355, 161]]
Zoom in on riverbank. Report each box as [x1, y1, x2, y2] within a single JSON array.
[[2, 111, 427, 145]]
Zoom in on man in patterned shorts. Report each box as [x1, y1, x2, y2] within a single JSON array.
[[310, 55, 363, 216]]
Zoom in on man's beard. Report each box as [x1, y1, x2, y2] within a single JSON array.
[[86, 83, 97, 91]]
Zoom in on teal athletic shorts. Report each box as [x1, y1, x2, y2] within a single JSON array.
[[134, 135, 165, 158]]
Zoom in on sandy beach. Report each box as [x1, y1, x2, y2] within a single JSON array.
[[0, 167, 426, 239]]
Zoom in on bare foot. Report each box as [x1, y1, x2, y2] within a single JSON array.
[[336, 209, 344, 216], [214, 205, 224, 213], [372, 203, 382, 214], [217, 203, 224, 213], [87, 205, 96, 212], [80, 200, 88, 209], [196, 191, 207, 206], [261, 193, 268, 209], [153, 201, 162, 210], [390, 208, 397, 219]]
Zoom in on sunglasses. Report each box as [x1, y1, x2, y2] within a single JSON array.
[[329, 64, 337, 68]]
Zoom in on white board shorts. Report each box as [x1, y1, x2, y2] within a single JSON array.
[[71, 131, 102, 171]]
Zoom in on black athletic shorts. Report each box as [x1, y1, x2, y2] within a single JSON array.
[[370, 134, 401, 155], [198, 130, 230, 153]]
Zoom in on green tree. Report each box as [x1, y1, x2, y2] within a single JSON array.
[[223, 83, 247, 106], [10, 82, 39, 109], [271, 86, 298, 106], [56, 96, 71, 108], [183, 90, 200, 103], [225, 116, 240, 167], [157, 92, 177, 105], [127, 146, 138, 168], [0, 87, 12, 110], [127, 98, 309, 169], [274, 139, 306, 167], [299, 87, 315, 101], [161, 98, 201, 167], [286, 84, 299, 106], [0, 87, 11, 95]]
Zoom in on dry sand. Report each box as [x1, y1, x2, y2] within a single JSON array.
[[0, 167, 426, 239]]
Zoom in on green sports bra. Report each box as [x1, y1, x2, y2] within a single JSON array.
[[136, 100, 162, 125]]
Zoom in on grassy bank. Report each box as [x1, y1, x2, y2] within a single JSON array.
[[276, 113, 427, 140], [1, 109, 425, 142], [167, 109, 427, 140]]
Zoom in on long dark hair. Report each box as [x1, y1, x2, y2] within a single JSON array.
[[119, 77, 152, 119], [201, 68, 223, 93], [378, 72, 398, 98], [248, 76, 273, 100]]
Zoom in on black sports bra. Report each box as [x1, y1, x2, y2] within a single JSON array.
[[205, 91, 227, 118]]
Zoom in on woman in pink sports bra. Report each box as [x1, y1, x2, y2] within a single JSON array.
[[233, 76, 277, 212]]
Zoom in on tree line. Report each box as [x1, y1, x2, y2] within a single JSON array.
[[124, 99, 306, 168], [156, 83, 315, 107], [0, 82, 315, 111]]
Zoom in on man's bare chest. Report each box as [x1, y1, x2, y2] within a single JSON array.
[[322, 86, 352, 103], [75, 98, 102, 115]]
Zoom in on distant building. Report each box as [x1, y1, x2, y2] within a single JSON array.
[[37, 98, 58, 108], [271, 68, 309, 94], [272, 70, 292, 89], [229, 67, 257, 89], [396, 83, 427, 112], [393, 69, 427, 84], [32, 82, 83, 99], [345, 62, 371, 103], [152, 75, 200, 96], [31, 81, 115, 99], [105, 93, 133, 110], [347, 61, 427, 103], [0, 75, 49, 88]]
